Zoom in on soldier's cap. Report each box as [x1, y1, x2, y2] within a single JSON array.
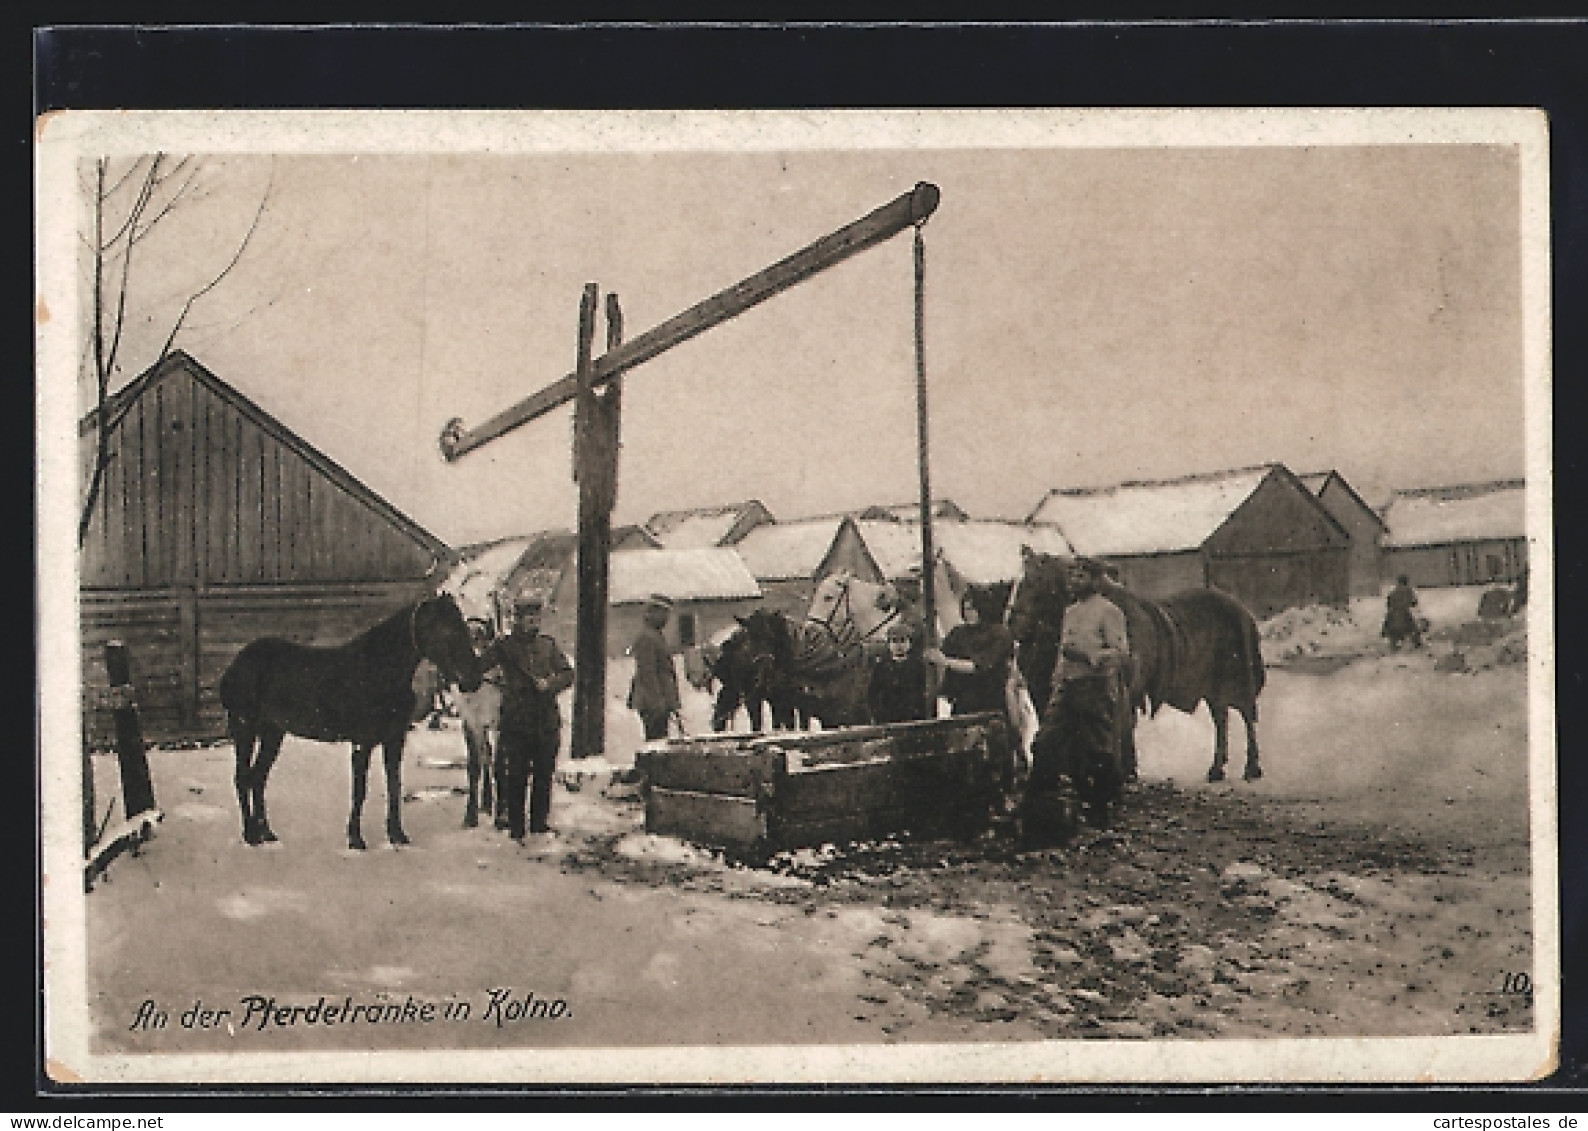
[[647, 593, 674, 609], [514, 594, 546, 612]]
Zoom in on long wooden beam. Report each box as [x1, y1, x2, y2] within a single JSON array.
[[440, 182, 940, 461]]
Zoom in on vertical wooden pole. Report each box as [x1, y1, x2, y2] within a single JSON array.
[[103, 641, 156, 818], [571, 283, 608, 760], [913, 225, 939, 717]]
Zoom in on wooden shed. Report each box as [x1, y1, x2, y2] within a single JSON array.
[[1380, 479, 1527, 588], [78, 351, 451, 744], [1299, 470, 1387, 597], [1027, 465, 1351, 619]]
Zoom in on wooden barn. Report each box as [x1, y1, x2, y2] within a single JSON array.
[[78, 351, 452, 745], [1026, 465, 1351, 618], [1298, 470, 1387, 597], [1380, 479, 1527, 588]]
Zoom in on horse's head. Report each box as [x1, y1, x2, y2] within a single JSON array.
[[416, 593, 484, 693], [808, 571, 904, 646], [1009, 547, 1076, 644]]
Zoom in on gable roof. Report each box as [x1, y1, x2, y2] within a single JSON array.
[[1026, 465, 1277, 556], [1381, 480, 1526, 548], [1296, 469, 1388, 531], [81, 350, 451, 561], [732, 518, 848, 581], [931, 522, 1076, 585], [853, 519, 933, 581], [853, 499, 970, 522], [643, 500, 771, 548], [852, 519, 1074, 583], [609, 547, 762, 604]]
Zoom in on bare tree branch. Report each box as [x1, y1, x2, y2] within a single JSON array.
[[103, 155, 149, 198], [130, 163, 201, 243], [157, 162, 274, 360], [100, 154, 161, 250]]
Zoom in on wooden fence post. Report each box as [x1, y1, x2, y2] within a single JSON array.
[[103, 640, 157, 819]]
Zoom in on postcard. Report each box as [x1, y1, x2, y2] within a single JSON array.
[[36, 108, 1555, 1084]]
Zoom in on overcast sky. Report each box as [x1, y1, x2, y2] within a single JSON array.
[[79, 133, 1526, 548]]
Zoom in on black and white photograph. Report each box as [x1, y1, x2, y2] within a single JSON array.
[[35, 108, 1555, 1085]]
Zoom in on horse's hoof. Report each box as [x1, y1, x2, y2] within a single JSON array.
[[389, 829, 411, 846], [463, 811, 479, 829], [348, 836, 367, 851], [1206, 767, 1226, 784], [258, 825, 279, 843], [1243, 763, 1263, 782]]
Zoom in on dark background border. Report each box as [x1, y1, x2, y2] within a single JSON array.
[[26, 16, 1588, 1110]]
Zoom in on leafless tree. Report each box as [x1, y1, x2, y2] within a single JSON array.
[[78, 153, 273, 545]]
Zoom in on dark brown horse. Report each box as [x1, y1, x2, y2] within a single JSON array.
[[1010, 549, 1266, 783], [219, 593, 483, 849], [734, 608, 872, 729]]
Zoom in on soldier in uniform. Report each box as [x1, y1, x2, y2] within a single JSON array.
[[1025, 558, 1130, 839], [628, 593, 681, 741], [479, 594, 574, 841]]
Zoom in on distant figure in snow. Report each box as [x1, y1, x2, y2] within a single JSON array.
[[867, 621, 931, 725], [1382, 575, 1424, 650], [629, 593, 681, 741]]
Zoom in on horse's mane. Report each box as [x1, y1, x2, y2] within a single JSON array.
[[346, 595, 428, 656]]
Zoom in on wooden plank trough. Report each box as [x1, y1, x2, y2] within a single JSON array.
[[636, 713, 1011, 861]]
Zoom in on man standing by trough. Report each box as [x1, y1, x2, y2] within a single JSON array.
[[480, 594, 575, 842], [1024, 558, 1131, 840], [629, 593, 681, 742]]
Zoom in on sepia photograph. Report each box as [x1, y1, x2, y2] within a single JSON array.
[[35, 108, 1555, 1085]]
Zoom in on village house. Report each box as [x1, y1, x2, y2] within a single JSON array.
[[1027, 464, 1351, 618], [1296, 470, 1389, 597], [730, 516, 857, 618], [1380, 479, 1527, 588], [79, 351, 453, 744], [446, 535, 762, 658]]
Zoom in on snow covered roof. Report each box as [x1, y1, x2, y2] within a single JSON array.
[[853, 520, 930, 581], [732, 519, 847, 581], [609, 547, 762, 604], [932, 522, 1076, 585], [853, 520, 1074, 583], [441, 537, 534, 620], [441, 531, 578, 617], [643, 501, 769, 548], [1026, 466, 1275, 556], [1381, 480, 1526, 548]]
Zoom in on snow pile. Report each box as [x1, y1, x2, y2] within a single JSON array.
[[1260, 603, 1373, 662], [1258, 585, 1523, 670], [613, 832, 719, 866]]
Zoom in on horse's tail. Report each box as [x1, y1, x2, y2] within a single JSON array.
[[1237, 597, 1266, 713]]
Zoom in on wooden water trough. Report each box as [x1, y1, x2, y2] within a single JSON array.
[[637, 713, 1011, 860]]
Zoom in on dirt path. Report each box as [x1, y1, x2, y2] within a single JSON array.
[[84, 658, 1534, 1054]]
